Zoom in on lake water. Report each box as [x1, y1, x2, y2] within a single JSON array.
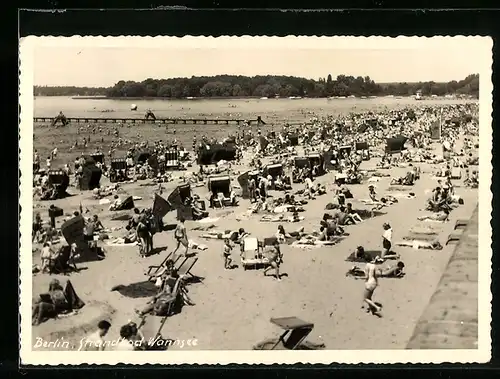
[[34, 96, 476, 121]]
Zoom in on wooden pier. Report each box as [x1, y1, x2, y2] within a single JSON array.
[[33, 116, 265, 126]]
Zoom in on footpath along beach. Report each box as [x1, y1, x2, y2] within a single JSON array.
[[32, 132, 478, 351]]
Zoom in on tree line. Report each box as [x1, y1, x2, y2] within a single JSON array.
[[34, 86, 109, 97], [34, 73, 479, 98]]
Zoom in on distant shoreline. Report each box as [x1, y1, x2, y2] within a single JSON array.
[[35, 95, 478, 101]]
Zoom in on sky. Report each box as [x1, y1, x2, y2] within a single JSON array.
[[30, 37, 486, 87]]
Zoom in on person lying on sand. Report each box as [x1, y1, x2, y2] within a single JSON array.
[[291, 227, 340, 245], [260, 211, 304, 223], [347, 261, 405, 279], [201, 228, 248, 244], [92, 187, 113, 199], [284, 194, 307, 206], [272, 203, 305, 214], [110, 230, 138, 245], [395, 239, 443, 250], [275, 224, 306, 243], [250, 197, 264, 213], [417, 209, 450, 222]]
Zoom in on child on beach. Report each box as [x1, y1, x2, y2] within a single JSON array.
[[381, 222, 393, 259], [263, 240, 283, 281], [223, 238, 234, 269], [369, 223, 401, 262]]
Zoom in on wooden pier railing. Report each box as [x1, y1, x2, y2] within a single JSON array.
[[33, 116, 266, 126]]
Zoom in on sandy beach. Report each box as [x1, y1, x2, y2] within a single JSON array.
[[31, 125, 478, 351]]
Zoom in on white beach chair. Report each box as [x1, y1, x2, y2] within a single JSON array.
[[240, 237, 268, 270]]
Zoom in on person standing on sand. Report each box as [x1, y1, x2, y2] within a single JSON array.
[[222, 238, 234, 269], [362, 260, 382, 315], [381, 222, 393, 259], [172, 217, 189, 258], [263, 240, 283, 281]]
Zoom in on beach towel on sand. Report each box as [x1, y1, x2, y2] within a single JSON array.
[[291, 238, 341, 248], [403, 233, 437, 242], [345, 250, 382, 263], [409, 224, 443, 234], [345, 267, 405, 279]]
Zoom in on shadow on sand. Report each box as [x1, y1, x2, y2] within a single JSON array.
[[145, 246, 168, 257], [357, 209, 387, 220], [111, 280, 158, 298]]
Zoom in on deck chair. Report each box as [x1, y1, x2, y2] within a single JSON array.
[[145, 251, 183, 280], [48, 245, 78, 274], [175, 256, 201, 282], [241, 237, 268, 270], [137, 315, 170, 350], [454, 219, 469, 230], [150, 276, 186, 319], [253, 317, 324, 350]]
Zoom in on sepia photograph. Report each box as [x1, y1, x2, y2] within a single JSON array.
[[19, 36, 492, 365]]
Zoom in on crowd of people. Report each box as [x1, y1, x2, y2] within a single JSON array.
[[31, 102, 479, 349]]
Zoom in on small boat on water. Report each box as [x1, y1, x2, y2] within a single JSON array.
[[260, 97, 268, 100], [415, 90, 423, 100]]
